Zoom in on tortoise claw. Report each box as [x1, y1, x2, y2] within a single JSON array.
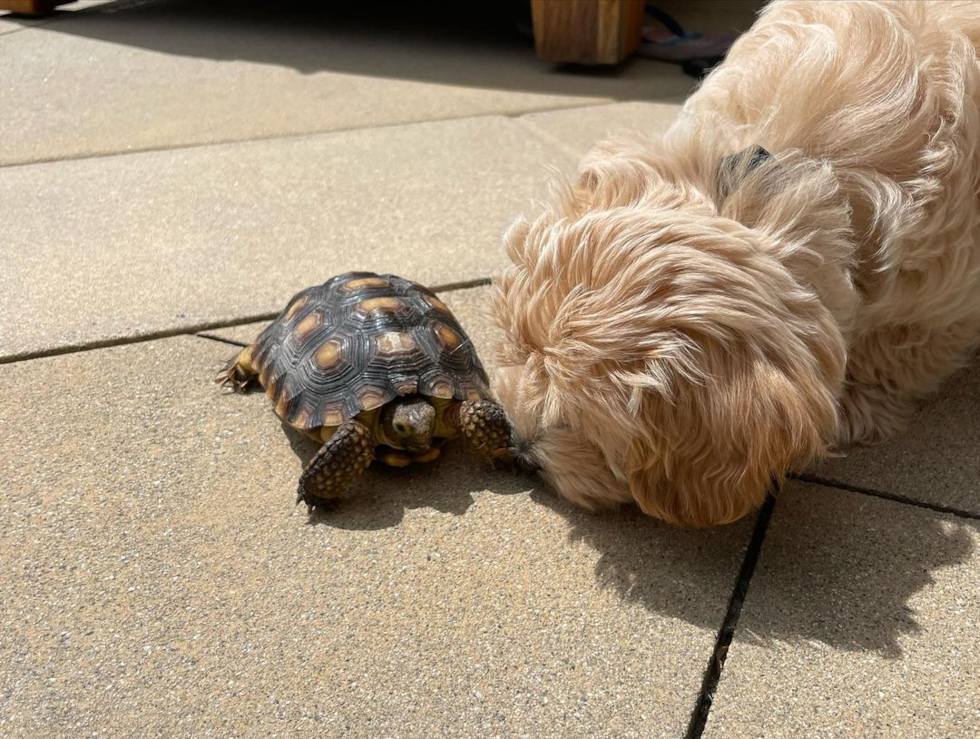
[[214, 347, 259, 393], [297, 488, 340, 514]]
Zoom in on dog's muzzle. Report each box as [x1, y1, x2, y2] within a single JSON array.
[[510, 437, 541, 477]]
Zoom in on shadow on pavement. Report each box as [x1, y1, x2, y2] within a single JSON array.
[[282, 423, 524, 531], [533, 477, 977, 659], [216, 327, 980, 661], [7, 0, 693, 101]]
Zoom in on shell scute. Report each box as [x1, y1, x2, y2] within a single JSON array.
[[248, 272, 490, 432]]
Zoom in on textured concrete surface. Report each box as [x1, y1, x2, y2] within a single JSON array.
[[0, 117, 569, 362], [0, 331, 754, 737], [0, 0, 696, 165], [812, 363, 980, 516], [704, 482, 980, 738], [519, 101, 682, 158]]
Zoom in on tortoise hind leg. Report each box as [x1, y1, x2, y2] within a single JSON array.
[[457, 400, 513, 462], [298, 420, 375, 509], [215, 346, 259, 393]]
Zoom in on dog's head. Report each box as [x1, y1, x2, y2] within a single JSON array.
[[493, 142, 848, 526]]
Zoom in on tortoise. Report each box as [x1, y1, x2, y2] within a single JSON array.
[[216, 271, 512, 508]]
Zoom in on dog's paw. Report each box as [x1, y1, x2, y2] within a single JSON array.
[[837, 384, 914, 447]]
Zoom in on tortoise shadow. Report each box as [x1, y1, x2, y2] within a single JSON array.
[[281, 422, 526, 531]]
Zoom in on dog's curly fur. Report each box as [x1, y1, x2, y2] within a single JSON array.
[[492, 0, 980, 527]]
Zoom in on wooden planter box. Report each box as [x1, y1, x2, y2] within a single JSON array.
[[0, 0, 72, 14], [0, 0, 646, 65]]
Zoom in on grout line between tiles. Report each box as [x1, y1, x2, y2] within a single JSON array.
[[513, 119, 586, 160], [0, 276, 493, 365], [685, 491, 777, 739], [195, 333, 250, 348], [0, 102, 622, 171], [790, 473, 980, 521], [0, 24, 32, 37]]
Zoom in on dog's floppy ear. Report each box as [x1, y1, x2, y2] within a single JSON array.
[[717, 145, 773, 198]]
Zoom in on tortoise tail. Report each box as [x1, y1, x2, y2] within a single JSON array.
[[215, 346, 259, 393]]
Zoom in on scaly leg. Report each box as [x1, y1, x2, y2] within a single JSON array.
[[457, 400, 513, 462], [297, 420, 375, 509]]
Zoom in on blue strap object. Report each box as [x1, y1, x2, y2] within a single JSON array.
[[645, 4, 692, 40]]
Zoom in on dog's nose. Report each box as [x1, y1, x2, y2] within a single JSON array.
[[513, 452, 541, 477]]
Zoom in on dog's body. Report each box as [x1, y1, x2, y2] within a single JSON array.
[[493, 0, 980, 526]]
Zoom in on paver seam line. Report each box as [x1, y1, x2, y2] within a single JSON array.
[[513, 119, 588, 160], [684, 491, 777, 739], [790, 472, 980, 521], [0, 103, 625, 171], [195, 333, 249, 349], [0, 276, 493, 365]]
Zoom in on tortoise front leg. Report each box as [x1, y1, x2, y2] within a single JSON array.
[[457, 400, 513, 462], [297, 420, 375, 509]]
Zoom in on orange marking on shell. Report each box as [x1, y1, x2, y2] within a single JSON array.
[[430, 381, 454, 399], [295, 313, 321, 338], [321, 408, 345, 428], [275, 393, 293, 418], [467, 389, 484, 401], [344, 276, 390, 290], [291, 406, 312, 428], [358, 388, 387, 409], [314, 339, 344, 369], [377, 331, 417, 354], [285, 296, 308, 320], [424, 295, 451, 314], [359, 297, 405, 313], [436, 324, 462, 349]]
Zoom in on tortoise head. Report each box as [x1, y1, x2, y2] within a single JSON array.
[[381, 397, 436, 453]]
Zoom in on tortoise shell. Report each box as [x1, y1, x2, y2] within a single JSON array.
[[249, 272, 491, 432]]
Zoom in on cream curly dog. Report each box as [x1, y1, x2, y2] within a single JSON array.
[[493, 0, 980, 527]]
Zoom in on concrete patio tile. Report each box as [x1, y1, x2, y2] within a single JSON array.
[[810, 363, 980, 516], [0, 0, 695, 165], [0, 116, 570, 362], [704, 481, 980, 739], [519, 101, 683, 159], [0, 329, 754, 737]]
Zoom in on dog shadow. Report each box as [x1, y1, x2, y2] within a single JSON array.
[[735, 485, 977, 659], [528, 488, 759, 627], [281, 422, 526, 531], [528, 482, 977, 659], [241, 364, 977, 658]]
